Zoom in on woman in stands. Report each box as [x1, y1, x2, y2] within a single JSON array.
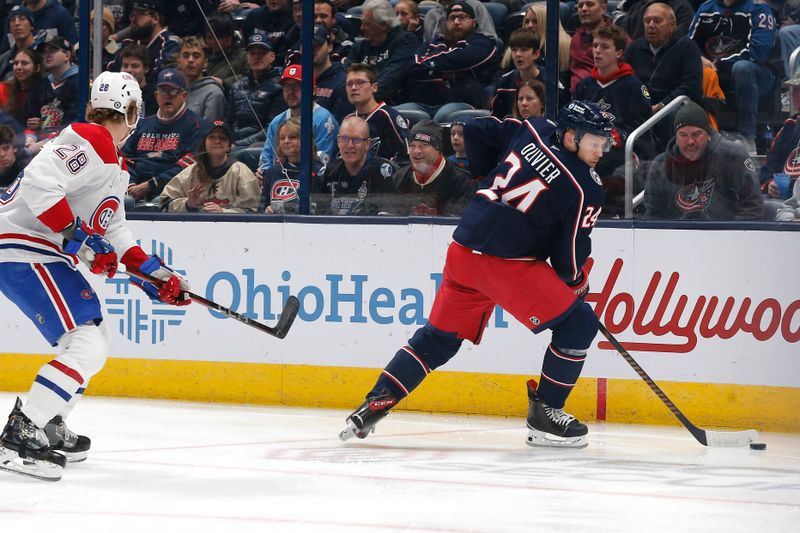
[[513, 79, 546, 120], [159, 120, 261, 213], [395, 0, 423, 42], [0, 48, 43, 123]]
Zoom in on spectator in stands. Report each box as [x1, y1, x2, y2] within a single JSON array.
[[447, 120, 469, 171], [312, 25, 352, 123], [204, 12, 247, 91], [109, 0, 181, 78], [24, 36, 78, 145], [575, 24, 652, 215], [160, 119, 261, 213], [644, 101, 764, 220], [492, 29, 566, 118], [759, 77, 800, 199], [0, 48, 42, 123], [178, 37, 226, 122], [423, 0, 499, 45], [243, 0, 294, 64], [689, 0, 777, 155], [396, 0, 424, 42], [507, 2, 571, 81], [625, 3, 702, 114], [513, 79, 546, 119], [392, 119, 474, 216], [570, 0, 616, 94], [614, 0, 695, 40], [122, 68, 206, 206], [258, 64, 339, 172], [217, 0, 261, 17], [5, 0, 77, 53], [398, 2, 499, 122], [0, 5, 43, 81], [776, 178, 800, 221], [120, 44, 157, 117], [316, 115, 398, 215], [89, 8, 119, 70], [345, 63, 410, 163], [259, 116, 323, 214], [0, 123, 20, 187], [346, 0, 418, 104], [314, 0, 353, 62], [228, 34, 285, 155]]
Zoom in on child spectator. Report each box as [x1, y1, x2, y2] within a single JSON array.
[[160, 120, 261, 213], [447, 120, 469, 172]]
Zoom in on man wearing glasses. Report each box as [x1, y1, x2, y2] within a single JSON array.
[[315, 115, 397, 215], [344, 63, 410, 164], [122, 68, 205, 208], [397, 2, 499, 122]]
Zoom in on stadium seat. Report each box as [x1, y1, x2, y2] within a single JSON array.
[[445, 108, 491, 125], [394, 107, 431, 127]]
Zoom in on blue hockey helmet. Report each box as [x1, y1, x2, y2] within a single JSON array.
[[557, 100, 614, 151]]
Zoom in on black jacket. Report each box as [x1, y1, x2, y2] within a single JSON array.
[[227, 67, 286, 147], [624, 35, 703, 106], [346, 26, 418, 103]]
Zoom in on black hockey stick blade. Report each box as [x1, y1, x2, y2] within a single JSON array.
[[124, 269, 300, 339], [597, 322, 758, 447]]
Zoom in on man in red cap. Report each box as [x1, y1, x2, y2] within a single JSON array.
[[257, 64, 339, 174]]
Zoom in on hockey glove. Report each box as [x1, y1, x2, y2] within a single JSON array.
[[134, 255, 191, 306], [567, 266, 590, 300], [61, 218, 118, 278]]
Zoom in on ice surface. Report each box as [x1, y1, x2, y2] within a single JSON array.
[[0, 393, 797, 532]]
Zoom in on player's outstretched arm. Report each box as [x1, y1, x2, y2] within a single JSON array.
[[121, 247, 191, 306]]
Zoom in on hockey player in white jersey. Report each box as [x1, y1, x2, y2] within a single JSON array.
[[0, 71, 192, 481]]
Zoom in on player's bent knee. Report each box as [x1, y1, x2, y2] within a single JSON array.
[[58, 322, 110, 378], [551, 302, 598, 351], [408, 324, 463, 370]]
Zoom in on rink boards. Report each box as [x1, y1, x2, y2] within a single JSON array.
[[1, 218, 799, 432]]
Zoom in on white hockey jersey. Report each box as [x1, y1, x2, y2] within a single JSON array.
[[0, 123, 138, 266]]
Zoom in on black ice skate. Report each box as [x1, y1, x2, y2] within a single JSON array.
[[0, 398, 67, 481], [525, 380, 588, 448], [44, 415, 90, 463], [339, 389, 397, 441]]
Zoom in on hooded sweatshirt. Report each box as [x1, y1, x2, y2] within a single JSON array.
[[186, 76, 226, 122], [644, 132, 764, 220]]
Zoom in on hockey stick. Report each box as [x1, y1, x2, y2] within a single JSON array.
[[123, 269, 300, 339], [597, 322, 758, 447]]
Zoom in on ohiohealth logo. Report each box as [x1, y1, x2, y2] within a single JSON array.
[[103, 240, 188, 344]]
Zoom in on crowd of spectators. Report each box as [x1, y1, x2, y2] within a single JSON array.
[[0, 0, 798, 222]]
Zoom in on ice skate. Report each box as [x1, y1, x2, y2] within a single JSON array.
[[525, 380, 588, 448], [44, 415, 90, 463], [339, 389, 397, 441], [0, 398, 66, 481]]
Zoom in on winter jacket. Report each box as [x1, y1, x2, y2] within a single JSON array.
[[406, 31, 499, 108], [121, 105, 206, 200], [186, 76, 226, 122], [625, 35, 703, 107], [227, 67, 286, 147], [159, 159, 261, 213], [346, 26, 418, 103], [391, 156, 475, 216], [645, 132, 764, 220]]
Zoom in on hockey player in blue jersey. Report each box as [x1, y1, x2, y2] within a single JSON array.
[[340, 101, 614, 448], [0, 71, 192, 481]]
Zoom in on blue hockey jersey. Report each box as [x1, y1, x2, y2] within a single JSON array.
[[454, 117, 605, 282], [689, 0, 777, 65]]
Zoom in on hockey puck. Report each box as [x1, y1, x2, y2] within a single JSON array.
[[749, 442, 766, 450]]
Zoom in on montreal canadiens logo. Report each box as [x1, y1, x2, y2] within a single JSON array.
[[90, 196, 120, 234], [271, 179, 299, 201]]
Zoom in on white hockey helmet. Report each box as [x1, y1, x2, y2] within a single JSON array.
[[90, 71, 143, 129]]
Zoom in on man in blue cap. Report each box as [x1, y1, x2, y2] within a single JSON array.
[[122, 68, 206, 207]]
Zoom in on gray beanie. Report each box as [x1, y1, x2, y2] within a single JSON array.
[[674, 102, 712, 133], [410, 119, 443, 152]]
